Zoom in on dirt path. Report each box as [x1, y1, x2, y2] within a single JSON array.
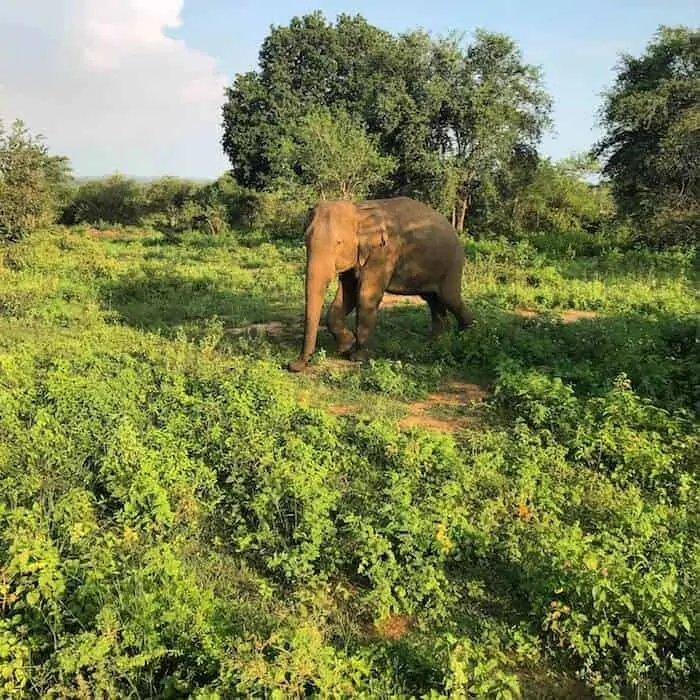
[[228, 321, 289, 337], [226, 302, 599, 339], [326, 380, 490, 433], [379, 295, 600, 324], [516, 308, 599, 323], [398, 381, 489, 433]]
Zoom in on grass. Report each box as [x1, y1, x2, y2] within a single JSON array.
[[0, 224, 698, 698]]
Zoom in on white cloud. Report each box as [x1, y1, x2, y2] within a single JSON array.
[[0, 1, 229, 176]]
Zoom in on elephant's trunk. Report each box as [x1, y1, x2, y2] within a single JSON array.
[[288, 256, 333, 372]]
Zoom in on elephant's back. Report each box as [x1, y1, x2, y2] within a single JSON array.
[[360, 197, 459, 242], [376, 199, 464, 293]]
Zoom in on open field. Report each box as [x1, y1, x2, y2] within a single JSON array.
[[1, 225, 698, 698]]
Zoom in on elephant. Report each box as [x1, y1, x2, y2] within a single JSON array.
[[287, 196, 473, 373]]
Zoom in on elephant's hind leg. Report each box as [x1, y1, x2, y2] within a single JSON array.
[[351, 279, 387, 361], [326, 271, 357, 354], [421, 292, 449, 336], [442, 294, 473, 331], [439, 279, 473, 331], [438, 254, 473, 331]]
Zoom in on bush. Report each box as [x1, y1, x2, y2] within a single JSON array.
[[238, 185, 315, 240], [0, 119, 73, 241], [61, 175, 233, 241], [143, 177, 230, 242], [59, 173, 306, 242], [61, 173, 146, 227], [471, 155, 617, 241]]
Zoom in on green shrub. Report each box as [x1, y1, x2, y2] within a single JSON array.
[[61, 173, 146, 227], [238, 186, 314, 240], [143, 177, 231, 242], [0, 221, 697, 698], [0, 119, 72, 241]]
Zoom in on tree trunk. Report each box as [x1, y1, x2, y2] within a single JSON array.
[[457, 196, 469, 233]]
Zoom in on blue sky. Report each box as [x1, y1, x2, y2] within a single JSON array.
[[0, 1, 697, 176]]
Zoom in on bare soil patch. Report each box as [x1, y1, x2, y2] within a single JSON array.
[[517, 308, 598, 323], [559, 309, 599, 323], [325, 404, 356, 416], [380, 293, 424, 308], [324, 379, 490, 433], [415, 381, 490, 407], [370, 614, 413, 641], [399, 381, 490, 433], [229, 321, 288, 337]]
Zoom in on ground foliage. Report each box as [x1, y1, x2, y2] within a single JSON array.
[[0, 224, 698, 698]]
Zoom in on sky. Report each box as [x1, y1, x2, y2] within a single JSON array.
[[0, 1, 696, 178]]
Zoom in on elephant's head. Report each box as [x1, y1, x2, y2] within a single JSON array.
[[287, 200, 386, 372]]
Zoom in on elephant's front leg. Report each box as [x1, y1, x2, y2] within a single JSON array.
[[326, 271, 357, 355], [350, 279, 385, 362]]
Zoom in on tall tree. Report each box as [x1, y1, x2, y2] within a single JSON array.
[[595, 25, 699, 246], [432, 31, 552, 231], [221, 13, 397, 190], [220, 13, 551, 231]]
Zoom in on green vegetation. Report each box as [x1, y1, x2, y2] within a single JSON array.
[[0, 119, 73, 242], [281, 106, 397, 201], [596, 26, 699, 247], [221, 14, 551, 232], [1, 224, 698, 697], [60, 174, 235, 242], [1, 12, 698, 700]]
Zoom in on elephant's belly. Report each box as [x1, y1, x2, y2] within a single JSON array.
[[387, 242, 450, 293], [386, 281, 438, 295], [386, 268, 439, 295]]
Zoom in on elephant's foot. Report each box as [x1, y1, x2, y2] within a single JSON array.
[[430, 321, 449, 338], [287, 357, 310, 373], [336, 334, 356, 356], [348, 347, 370, 363]]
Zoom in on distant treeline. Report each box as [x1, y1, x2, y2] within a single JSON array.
[[0, 20, 697, 248], [59, 161, 618, 242]]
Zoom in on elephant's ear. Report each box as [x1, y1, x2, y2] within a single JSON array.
[[302, 205, 317, 242], [356, 207, 387, 268]]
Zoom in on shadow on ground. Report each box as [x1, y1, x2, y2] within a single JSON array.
[[101, 271, 295, 339], [99, 272, 699, 412], [99, 271, 321, 356], [374, 300, 698, 410]]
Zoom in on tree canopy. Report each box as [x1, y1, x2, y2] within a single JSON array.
[[221, 12, 552, 230], [280, 106, 396, 201], [595, 25, 699, 246]]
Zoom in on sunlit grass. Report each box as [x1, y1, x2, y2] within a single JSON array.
[[0, 225, 697, 698]]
